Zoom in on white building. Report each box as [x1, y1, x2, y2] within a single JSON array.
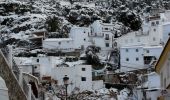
[[116, 10, 170, 47], [14, 56, 104, 93], [43, 20, 115, 53], [90, 20, 114, 49], [69, 26, 91, 50], [51, 65, 94, 93], [135, 72, 161, 100], [42, 38, 75, 52], [120, 46, 163, 72], [116, 10, 170, 72]]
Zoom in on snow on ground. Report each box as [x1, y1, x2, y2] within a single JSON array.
[[59, 1, 71, 6], [117, 88, 130, 100]]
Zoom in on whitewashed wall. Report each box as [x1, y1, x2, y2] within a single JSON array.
[[51, 65, 93, 93]]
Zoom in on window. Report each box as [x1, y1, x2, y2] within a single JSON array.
[[105, 43, 109, 47], [168, 33, 170, 36], [151, 22, 155, 26], [156, 21, 159, 25], [84, 38, 86, 41], [105, 34, 109, 40], [82, 68, 86, 71], [136, 57, 139, 61], [58, 42, 61, 45], [136, 49, 139, 52], [105, 28, 108, 30], [126, 49, 128, 52], [146, 50, 150, 53], [81, 77, 86, 81], [126, 58, 129, 61], [153, 37, 156, 41], [36, 59, 39, 62], [153, 29, 156, 32]]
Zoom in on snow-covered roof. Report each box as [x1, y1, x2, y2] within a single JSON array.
[[59, 1, 71, 6], [44, 38, 73, 42]]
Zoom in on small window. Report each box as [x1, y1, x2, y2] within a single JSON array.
[[153, 37, 156, 41], [84, 38, 86, 41], [153, 29, 156, 32], [136, 49, 138, 52], [58, 42, 61, 45], [105, 28, 108, 30], [82, 68, 86, 71], [168, 33, 170, 36], [81, 77, 86, 81], [146, 50, 150, 53], [156, 21, 159, 25], [126, 58, 129, 61], [105, 34, 109, 40], [126, 49, 128, 52], [36, 59, 39, 62], [136, 57, 139, 61], [84, 31, 86, 33], [151, 22, 155, 26], [105, 43, 109, 47]]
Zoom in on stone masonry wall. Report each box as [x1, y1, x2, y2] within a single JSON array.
[[0, 51, 27, 100]]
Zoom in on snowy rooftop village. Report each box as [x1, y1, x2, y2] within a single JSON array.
[[1, 0, 170, 100]]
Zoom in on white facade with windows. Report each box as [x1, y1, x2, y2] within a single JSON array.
[[120, 46, 163, 72], [14, 56, 104, 93], [117, 11, 170, 72], [136, 72, 161, 100], [116, 24, 162, 47], [69, 26, 92, 50], [116, 11, 170, 47], [43, 20, 115, 52], [51, 65, 94, 93]]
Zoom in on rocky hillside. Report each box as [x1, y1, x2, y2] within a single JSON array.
[[0, 0, 170, 46]]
